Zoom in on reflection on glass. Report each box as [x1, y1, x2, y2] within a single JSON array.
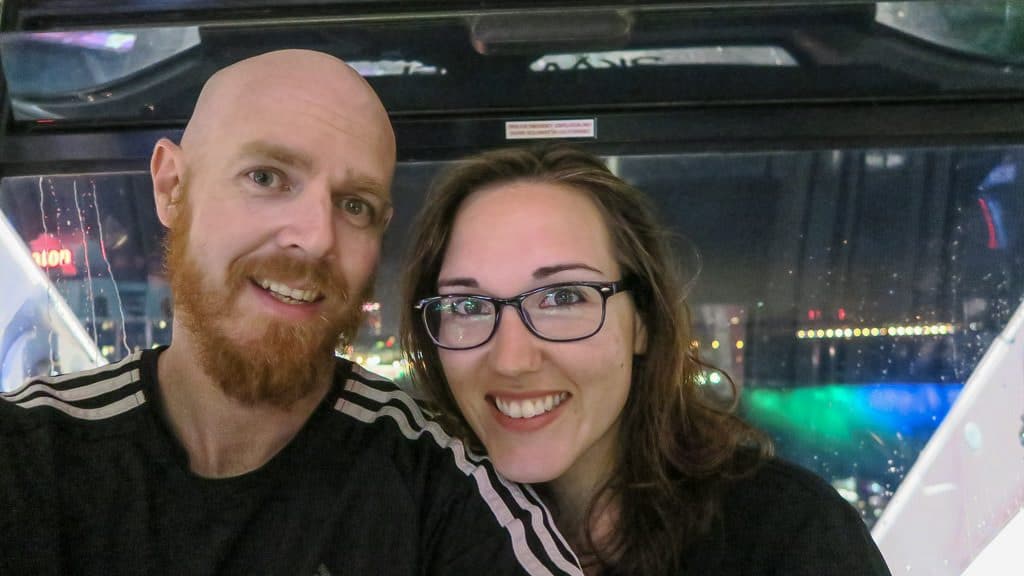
[[0, 209, 106, 389], [347, 60, 447, 77], [530, 46, 798, 71], [0, 173, 166, 391], [877, 1, 1024, 63], [5, 2, 1024, 125], [0, 27, 200, 98]]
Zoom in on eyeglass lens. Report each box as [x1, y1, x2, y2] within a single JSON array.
[[423, 284, 606, 348]]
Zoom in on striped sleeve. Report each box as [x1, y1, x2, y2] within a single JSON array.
[[338, 365, 582, 576], [1, 351, 146, 422]]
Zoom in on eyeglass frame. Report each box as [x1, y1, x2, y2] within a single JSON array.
[[414, 280, 633, 351]]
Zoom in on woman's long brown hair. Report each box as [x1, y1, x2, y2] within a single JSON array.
[[401, 144, 771, 574]]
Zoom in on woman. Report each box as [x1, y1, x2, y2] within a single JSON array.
[[401, 144, 891, 575]]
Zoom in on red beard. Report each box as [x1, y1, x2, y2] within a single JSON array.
[[163, 191, 367, 408]]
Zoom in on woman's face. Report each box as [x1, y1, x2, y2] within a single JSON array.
[[436, 180, 646, 491]]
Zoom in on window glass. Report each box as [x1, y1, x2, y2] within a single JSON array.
[[2, 145, 1021, 529], [4, 2, 1024, 125]]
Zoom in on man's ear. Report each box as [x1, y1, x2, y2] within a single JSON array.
[[633, 310, 648, 355], [151, 138, 186, 228]]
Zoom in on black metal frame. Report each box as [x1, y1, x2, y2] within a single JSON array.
[[1, 0, 1023, 179], [2, 1, 887, 31], [2, 99, 1023, 178]]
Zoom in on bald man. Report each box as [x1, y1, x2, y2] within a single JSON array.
[[0, 50, 581, 576]]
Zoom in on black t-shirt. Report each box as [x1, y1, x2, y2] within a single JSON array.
[[0, 349, 582, 576], [681, 457, 893, 575]]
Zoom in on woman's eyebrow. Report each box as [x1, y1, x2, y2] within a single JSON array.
[[532, 263, 604, 279], [437, 264, 602, 289], [437, 277, 479, 289]]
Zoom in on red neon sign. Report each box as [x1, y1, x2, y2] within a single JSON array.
[[32, 248, 73, 269], [29, 234, 78, 275]]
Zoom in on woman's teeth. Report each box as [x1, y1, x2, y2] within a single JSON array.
[[257, 279, 320, 304], [494, 392, 568, 419]]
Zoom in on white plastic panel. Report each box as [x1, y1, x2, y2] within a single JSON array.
[[873, 301, 1024, 574], [0, 210, 105, 391]]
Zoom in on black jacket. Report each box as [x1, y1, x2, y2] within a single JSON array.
[[0, 348, 581, 576]]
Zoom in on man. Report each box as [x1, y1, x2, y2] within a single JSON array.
[[0, 50, 581, 576]]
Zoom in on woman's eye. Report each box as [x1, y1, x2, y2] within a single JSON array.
[[540, 288, 584, 308], [452, 298, 488, 316]]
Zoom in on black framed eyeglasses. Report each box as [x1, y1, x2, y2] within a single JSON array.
[[414, 280, 631, 350]]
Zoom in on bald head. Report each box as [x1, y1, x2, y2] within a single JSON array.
[[151, 48, 397, 237], [180, 49, 394, 167]]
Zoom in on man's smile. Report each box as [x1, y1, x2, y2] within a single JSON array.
[[255, 278, 324, 304]]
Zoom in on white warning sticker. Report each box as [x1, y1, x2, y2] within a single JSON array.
[[505, 119, 596, 140]]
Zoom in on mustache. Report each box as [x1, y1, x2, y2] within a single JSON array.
[[227, 253, 349, 303]]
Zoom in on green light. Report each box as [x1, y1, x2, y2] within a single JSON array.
[[742, 385, 869, 450]]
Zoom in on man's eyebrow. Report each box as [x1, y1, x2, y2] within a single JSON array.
[[533, 263, 604, 279], [237, 141, 314, 172], [345, 174, 390, 201]]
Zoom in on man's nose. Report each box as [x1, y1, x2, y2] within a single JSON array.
[[277, 182, 336, 258], [487, 306, 543, 377]]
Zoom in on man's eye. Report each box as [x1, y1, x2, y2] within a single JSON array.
[[247, 169, 282, 188], [343, 197, 367, 215], [337, 196, 376, 228]]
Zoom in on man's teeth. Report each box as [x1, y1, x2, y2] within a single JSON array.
[[257, 279, 320, 303], [494, 393, 568, 419]]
